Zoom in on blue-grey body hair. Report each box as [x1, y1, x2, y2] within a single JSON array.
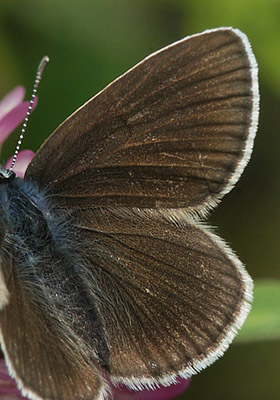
[[0, 169, 110, 368]]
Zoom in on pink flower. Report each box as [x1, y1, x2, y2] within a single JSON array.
[[0, 86, 37, 178], [0, 359, 26, 399], [5, 150, 35, 178], [0, 86, 37, 149]]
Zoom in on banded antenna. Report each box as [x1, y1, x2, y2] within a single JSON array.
[[9, 56, 49, 172]]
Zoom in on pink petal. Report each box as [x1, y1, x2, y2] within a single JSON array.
[[112, 378, 192, 400], [0, 97, 38, 145], [5, 150, 35, 178], [0, 360, 27, 399], [0, 87, 25, 120]]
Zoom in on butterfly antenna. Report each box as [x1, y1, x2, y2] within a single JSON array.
[[9, 55, 49, 172]]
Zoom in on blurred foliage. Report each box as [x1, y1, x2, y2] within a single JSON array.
[[237, 280, 280, 343], [0, 0, 279, 399]]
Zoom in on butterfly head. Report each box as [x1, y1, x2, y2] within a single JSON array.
[[0, 167, 16, 184]]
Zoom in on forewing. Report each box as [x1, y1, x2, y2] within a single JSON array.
[[71, 207, 252, 387], [26, 28, 258, 214], [0, 253, 108, 400]]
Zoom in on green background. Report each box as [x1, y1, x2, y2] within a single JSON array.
[[0, 0, 279, 399]]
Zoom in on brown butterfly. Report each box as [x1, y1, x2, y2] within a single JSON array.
[[0, 27, 259, 400]]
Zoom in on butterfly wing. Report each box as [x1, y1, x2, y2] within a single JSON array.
[[67, 207, 252, 388], [0, 253, 108, 400], [25, 27, 258, 215], [0, 206, 252, 395]]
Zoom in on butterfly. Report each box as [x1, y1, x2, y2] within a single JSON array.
[[0, 27, 259, 400]]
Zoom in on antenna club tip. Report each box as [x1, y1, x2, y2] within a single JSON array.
[[38, 56, 50, 77]]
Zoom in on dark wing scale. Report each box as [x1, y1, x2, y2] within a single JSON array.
[[26, 28, 257, 214], [69, 207, 252, 385], [0, 254, 107, 400]]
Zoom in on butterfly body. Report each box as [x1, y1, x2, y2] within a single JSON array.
[[0, 27, 258, 400], [0, 169, 111, 369]]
